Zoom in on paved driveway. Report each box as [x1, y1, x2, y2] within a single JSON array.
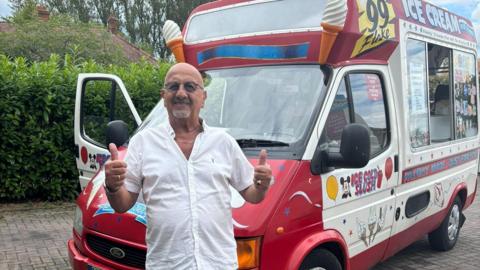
[[0, 184, 479, 270]]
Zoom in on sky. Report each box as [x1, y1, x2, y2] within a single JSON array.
[[0, 0, 10, 18], [0, 0, 479, 45]]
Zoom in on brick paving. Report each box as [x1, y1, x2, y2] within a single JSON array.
[[0, 185, 478, 270], [0, 202, 75, 270]]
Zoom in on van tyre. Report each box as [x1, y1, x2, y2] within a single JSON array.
[[428, 196, 462, 251], [299, 248, 342, 270]]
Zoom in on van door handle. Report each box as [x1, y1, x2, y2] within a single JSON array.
[[394, 155, 399, 172]]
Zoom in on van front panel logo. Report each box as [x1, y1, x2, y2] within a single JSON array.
[[109, 247, 126, 259]]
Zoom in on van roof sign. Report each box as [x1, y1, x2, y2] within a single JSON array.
[[180, 0, 476, 68], [400, 0, 475, 41], [185, 0, 328, 44]]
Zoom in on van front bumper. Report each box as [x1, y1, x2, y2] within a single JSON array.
[[68, 239, 113, 270]]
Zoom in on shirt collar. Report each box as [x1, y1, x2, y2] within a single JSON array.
[[164, 118, 208, 138]]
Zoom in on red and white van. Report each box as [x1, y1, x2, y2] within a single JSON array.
[[68, 0, 479, 269]]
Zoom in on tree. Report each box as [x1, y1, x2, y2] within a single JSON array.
[[7, 0, 37, 23], [165, 0, 210, 33], [6, 0, 213, 58], [91, 0, 119, 26]]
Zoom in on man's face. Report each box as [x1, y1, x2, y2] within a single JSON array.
[[161, 64, 206, 120]]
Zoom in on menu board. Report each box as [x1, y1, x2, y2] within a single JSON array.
[[409, 62, 428, 115]]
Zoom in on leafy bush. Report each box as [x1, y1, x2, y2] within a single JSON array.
[[0, 54, 170, 201]]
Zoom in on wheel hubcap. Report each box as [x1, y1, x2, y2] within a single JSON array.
[[447, 204, 460, 241]]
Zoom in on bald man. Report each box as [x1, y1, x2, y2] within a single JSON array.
[[104, 63, 272, 269]]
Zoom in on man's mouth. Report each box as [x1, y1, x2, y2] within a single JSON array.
[[173, 99, 191, 105]]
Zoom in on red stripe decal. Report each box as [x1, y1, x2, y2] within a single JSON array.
[[402, 149, 479, 184]]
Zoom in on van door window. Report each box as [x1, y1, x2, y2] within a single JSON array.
[[323, 73, 389, 158], [82, 79, 137, 147], [348, 73, 389, 156], [324, 79, 350, 151]]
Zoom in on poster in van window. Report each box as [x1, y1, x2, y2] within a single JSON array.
[[408, 61, 429, 147], [453, 51, 477, 138], [366, 74, 383, 101], [408, 63, 428, 115]]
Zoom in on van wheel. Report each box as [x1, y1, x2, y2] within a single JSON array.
[[428, 196, 462, 251], [299, 249, 342, 270]]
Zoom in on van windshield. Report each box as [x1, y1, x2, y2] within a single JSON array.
[[137, 65, 325, 155]]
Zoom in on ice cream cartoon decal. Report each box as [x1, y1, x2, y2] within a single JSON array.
[[356, 205, 387, 247]]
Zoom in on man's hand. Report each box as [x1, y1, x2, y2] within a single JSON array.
[[253, 149, 272, 191], [104, 143, 127, 193]]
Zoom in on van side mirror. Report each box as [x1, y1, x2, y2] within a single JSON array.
[[106, 120, 129, 147], [311, 123, 371, 175]]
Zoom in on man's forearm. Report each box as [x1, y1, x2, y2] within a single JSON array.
[[240, 184, 268, 204], [106, 186, 138, 213]]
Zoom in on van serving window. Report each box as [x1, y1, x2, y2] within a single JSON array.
[[407, 38, 477, 148], [185, 0, 326, 43]]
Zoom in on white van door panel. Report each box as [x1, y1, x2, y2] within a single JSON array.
[[74, 73, 141, 189], [318, 65, 400, 260]]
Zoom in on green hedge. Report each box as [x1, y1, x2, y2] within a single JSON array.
[[0, 54, 170, 201]]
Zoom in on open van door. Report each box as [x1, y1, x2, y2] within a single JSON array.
[[74, 73, 142, 189]]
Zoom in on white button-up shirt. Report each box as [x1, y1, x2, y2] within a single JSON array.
[[124, 121, 253, 270]]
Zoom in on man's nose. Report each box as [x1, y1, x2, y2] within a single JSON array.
[[175, 85, 189, 97]]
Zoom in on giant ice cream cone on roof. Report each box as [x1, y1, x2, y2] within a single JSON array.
[[319, 0, 347, 64], [162, 20, 185, 63]]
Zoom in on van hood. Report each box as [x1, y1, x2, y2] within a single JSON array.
[[78, 148, 301, 243], [233, 158, 300, 237], [77, 148, 147, 244]]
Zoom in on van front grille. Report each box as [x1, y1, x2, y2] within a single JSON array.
[[86, 234, 146, 269]]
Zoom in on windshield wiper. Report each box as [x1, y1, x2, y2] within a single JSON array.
[[236, 138, 289, 148]]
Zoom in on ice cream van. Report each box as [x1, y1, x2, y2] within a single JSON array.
[[68, 0, 479, 269]]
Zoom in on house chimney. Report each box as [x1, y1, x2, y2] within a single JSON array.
[[36, 5, 49, 22], [107, 16, 119, 34]]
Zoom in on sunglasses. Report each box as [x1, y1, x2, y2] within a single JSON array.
[[164, 81, 203, 93]]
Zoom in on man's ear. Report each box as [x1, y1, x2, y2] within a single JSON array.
[[160, 89, 166, 106], [201, 90, 207, 108]]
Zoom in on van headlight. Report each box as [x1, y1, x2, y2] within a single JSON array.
[[73, 206, 83, 236]]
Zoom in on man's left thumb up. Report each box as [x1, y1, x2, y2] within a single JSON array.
[[258, 149, 267, 166]]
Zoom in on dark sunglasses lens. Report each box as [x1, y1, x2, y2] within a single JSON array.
[[166, 83, 180, 92], [184, 82, 196, 92]]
